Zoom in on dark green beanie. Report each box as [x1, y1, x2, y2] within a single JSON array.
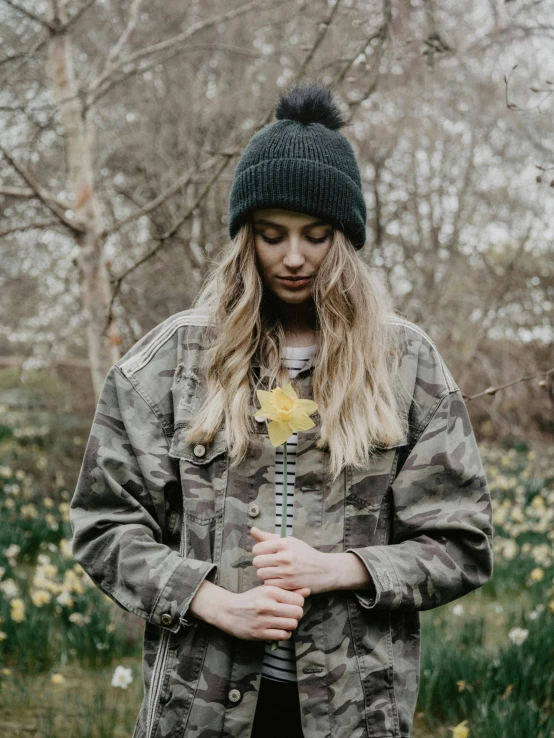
[[228, 82, 367, 250]]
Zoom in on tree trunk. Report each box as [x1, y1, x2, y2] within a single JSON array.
[[47, 1, 120, 398]]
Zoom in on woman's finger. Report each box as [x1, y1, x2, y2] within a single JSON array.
[[257, 568, 284, 581], [252, 554, 280, 569]]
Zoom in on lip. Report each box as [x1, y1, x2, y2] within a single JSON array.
[[277, 276, 312, 288]]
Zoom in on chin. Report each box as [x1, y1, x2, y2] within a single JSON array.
[[275, 289, 312, 304]]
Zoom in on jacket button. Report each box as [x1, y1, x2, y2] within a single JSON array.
[[160, 613, 173, 626], [160, 690, 172, 705], [248, 503, 260, 517], [228, 688, 241, 703], [193, 444, 206, 458]]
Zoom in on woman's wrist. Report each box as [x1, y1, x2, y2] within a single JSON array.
[[324, 552, 373, 592], [188, 579, 233, 629]]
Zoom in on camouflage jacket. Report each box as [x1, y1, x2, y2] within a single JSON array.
[[70, 309, 494, 738]]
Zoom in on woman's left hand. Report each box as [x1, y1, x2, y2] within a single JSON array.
[[251, 527, 335, 595]]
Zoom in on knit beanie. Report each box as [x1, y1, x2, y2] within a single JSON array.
[[228, 82, 367, 250]]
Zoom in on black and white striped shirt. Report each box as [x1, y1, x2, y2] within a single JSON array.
[[260, 343, 317, 684]]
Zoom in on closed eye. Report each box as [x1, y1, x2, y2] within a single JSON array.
[[259, 234, 328, 245]]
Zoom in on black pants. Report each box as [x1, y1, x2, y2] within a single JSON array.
[[251, 676, 304, 738]]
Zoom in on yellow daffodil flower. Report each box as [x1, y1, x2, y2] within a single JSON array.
[[450, 719, 470, 738], [529, 567, 544, 582], [254, 382, 318, 447], [450, 720, 469, 738]]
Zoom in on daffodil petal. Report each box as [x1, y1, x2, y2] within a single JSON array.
[[280, 382, 299, 401], [268, 420, 292, 447], [297, 399, 318, 415], [289, 413, 315, 432], [258, 406, 284, 422], [256, 390, 274, 405]]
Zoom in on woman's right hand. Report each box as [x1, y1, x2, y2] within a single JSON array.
[[220, 585, 311, 641], [189, 580, 310, 641]]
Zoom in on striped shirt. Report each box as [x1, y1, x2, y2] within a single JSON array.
[[260, 343, 318, 684]]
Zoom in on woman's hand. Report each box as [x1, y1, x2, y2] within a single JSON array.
[[251, 527, 336, 595], [222, 584, 310, 641], [189, 579, 310, 641]]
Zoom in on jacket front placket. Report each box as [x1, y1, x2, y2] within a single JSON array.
[[288, 368, 352, 738]]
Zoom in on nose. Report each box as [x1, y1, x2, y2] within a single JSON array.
[[282, 237, 305, 269]]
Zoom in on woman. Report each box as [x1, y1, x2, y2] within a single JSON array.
[[70, 82, 493, 738]]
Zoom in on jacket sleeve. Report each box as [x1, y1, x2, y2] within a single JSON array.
[[346, 387, 494, 611], [69, 365, 217, 634]]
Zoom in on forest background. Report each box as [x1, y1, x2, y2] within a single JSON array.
[[0, 0, 553, 737]]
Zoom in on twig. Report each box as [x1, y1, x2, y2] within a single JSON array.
[[0, 218, 62, 237], [87, 0, 268, 104], [0, 146, 81, 233], [101, 165, 196, 237], [0, 0, 55, 30], [0, 185, 34, 197], [85, 43, 266, 112], [462, 368, 554, 402], [0, 30, 49, 88], [61, 0, 96, 32], [457, 224, 532, 387], [287, 0, 343, 85], [104, 153, 232, 331], [102, 0, 144, 70], [334, 0, 391, 112]]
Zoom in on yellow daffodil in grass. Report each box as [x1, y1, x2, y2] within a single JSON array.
[[253, 382, 318, 649], [450, 719, 470, 738]]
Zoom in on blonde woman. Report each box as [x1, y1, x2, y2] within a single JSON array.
[[70, 82, 493, 738]]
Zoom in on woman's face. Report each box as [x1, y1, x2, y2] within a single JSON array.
[[252, 209, 334, 305]]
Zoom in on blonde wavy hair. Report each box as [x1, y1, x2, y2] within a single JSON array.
[[186, 219, 407, 483]]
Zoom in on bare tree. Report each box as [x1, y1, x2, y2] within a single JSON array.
[[0, 0, 552, 446]]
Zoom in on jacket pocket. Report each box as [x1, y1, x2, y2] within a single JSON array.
[[168, 426, 227, 522], [168, 426, 228, 563]]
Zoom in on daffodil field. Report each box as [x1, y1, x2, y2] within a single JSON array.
[[416, 443, 554, 738], [0, 400, 553, 737]]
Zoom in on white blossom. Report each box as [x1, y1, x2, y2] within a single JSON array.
[[508, 627, 529, 646], [111, 665, 133, 689]]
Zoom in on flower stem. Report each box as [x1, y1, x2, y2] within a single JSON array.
[[271, 441, 288, 651], [280, 442, 287, 538]]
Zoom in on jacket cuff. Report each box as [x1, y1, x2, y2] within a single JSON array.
[[151, 557, 217, 633], [345, 547, 401, 610]]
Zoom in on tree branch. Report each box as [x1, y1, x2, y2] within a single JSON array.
[[104, 153, 233, 331], [340, 0, 392, 116], [288, 0, 344, 84], [1, 0, 56, 30], [0, 185, 33, 197], [457, 224, 533, 387], [85, 42, 268, 112], [61, 0, 96, 32], [462, 367, 554, 402], [87, 0, 269, 102], [0, 146, 82, 233], [0, 218, 62, 237], [102, 0, 144, 71], [101, 164, 196, 237], [0, 30, 49, 88]]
